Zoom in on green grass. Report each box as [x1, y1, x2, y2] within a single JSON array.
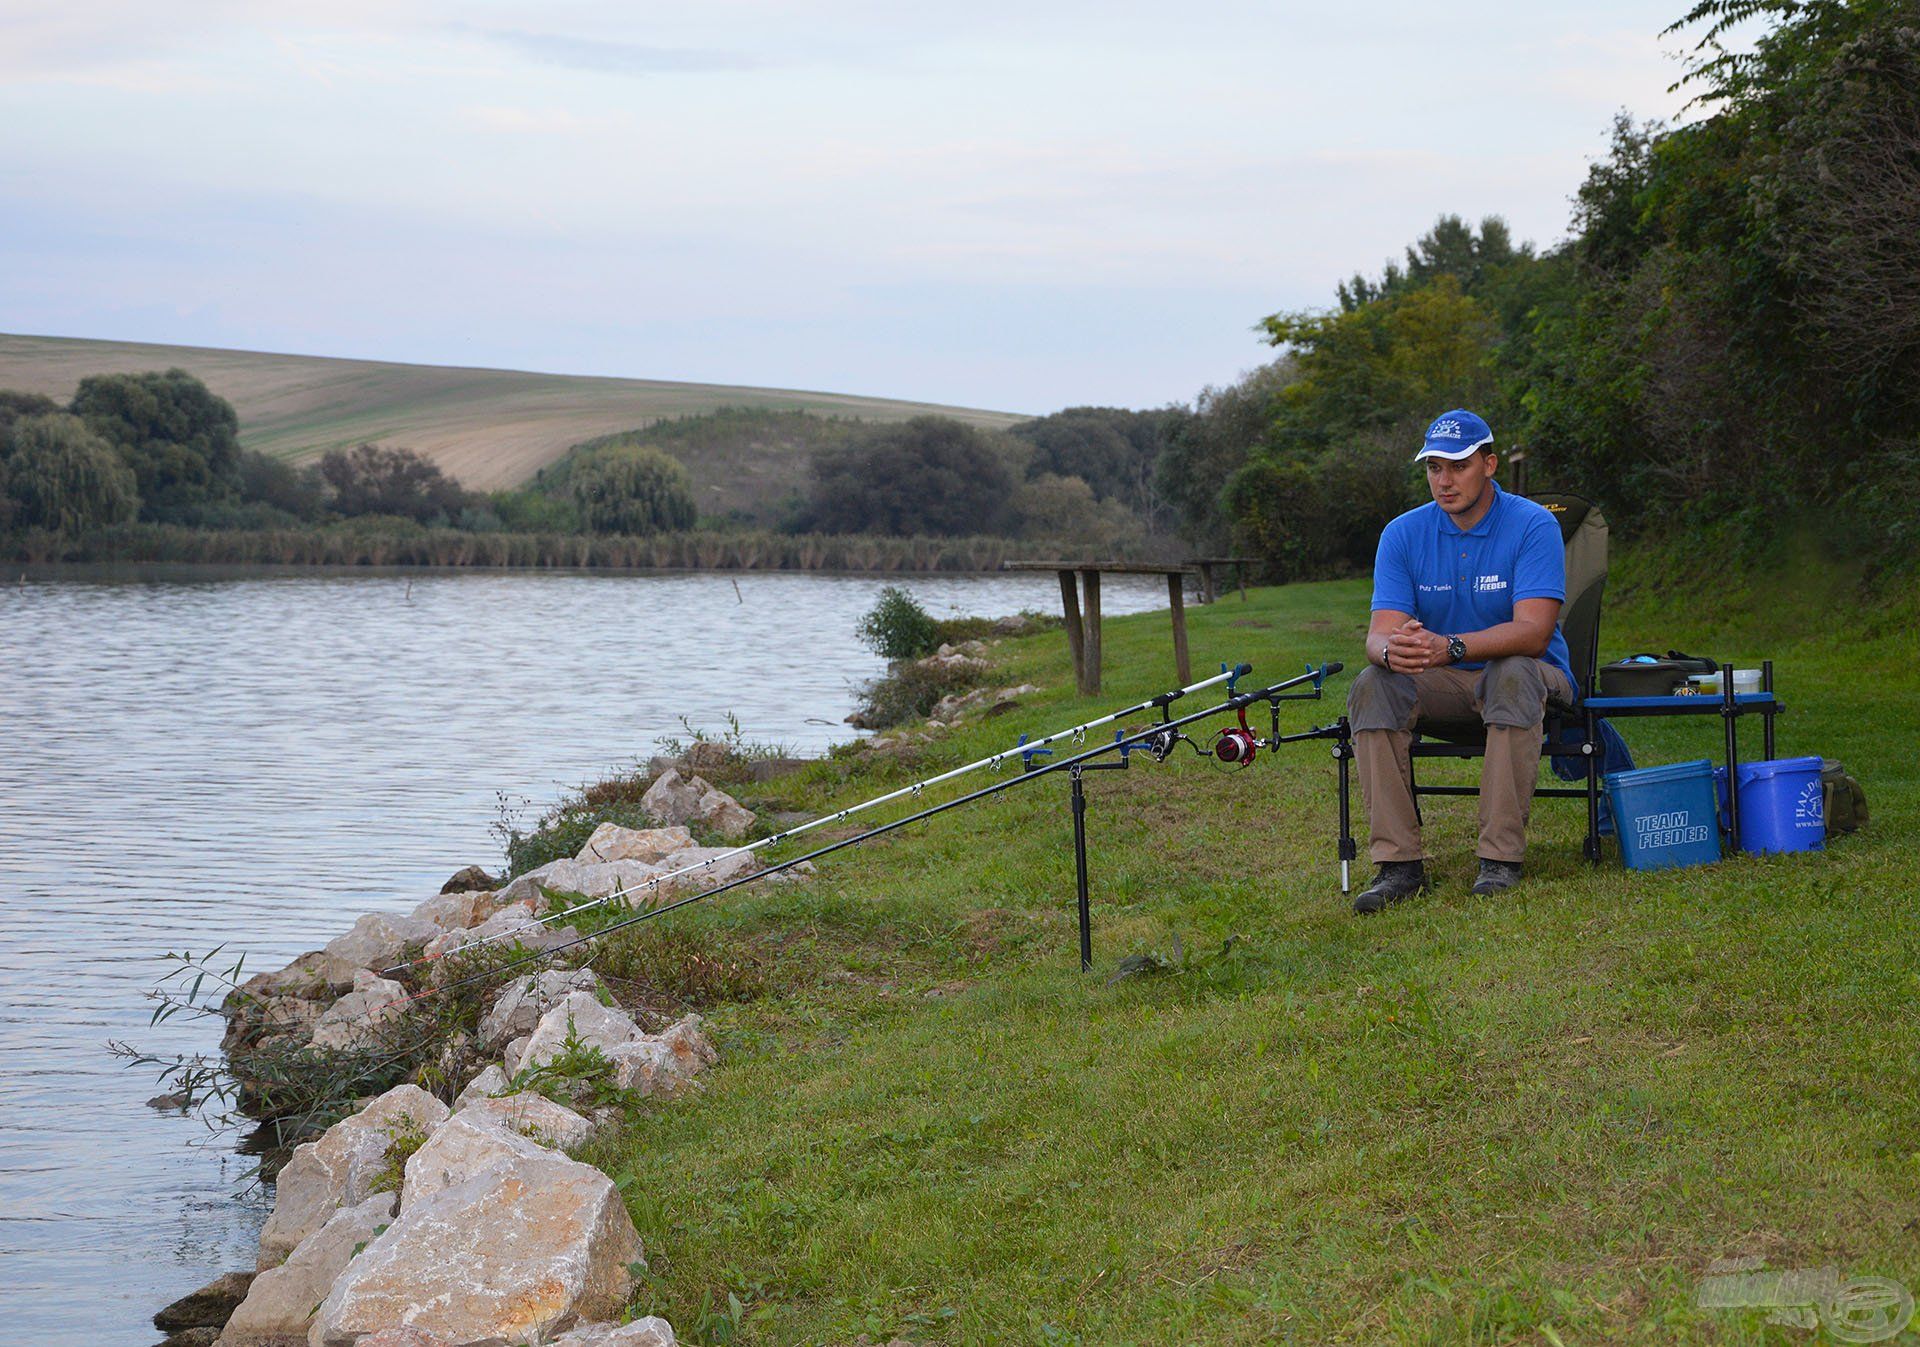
[[572, 572, 1919, 1346]]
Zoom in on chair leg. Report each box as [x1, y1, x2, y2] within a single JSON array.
[[1584, 710, 1602, 864], [1336, 718, 1356, 893], [1408, 747, 1424, 827]]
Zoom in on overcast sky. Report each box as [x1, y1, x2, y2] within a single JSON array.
[[0, 2, 1708, 413]]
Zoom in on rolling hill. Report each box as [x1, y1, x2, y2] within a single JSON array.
[[0, 334, 1028, 501]]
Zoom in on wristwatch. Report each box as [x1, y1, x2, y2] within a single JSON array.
[[1446, 635, 1468, 664]]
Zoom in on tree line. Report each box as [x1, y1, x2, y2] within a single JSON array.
[[11, 2, 1909, 573], [1159, 0, 1920, 579]]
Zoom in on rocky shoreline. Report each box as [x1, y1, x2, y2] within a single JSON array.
[[149, 632, 1045, 1347], [154, 757, 778, 1347]]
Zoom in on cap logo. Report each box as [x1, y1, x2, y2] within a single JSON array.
[[1429, 419, 1463, 439]]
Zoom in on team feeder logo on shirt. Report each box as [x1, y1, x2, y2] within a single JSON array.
[[1473, 575, 1508, 594]]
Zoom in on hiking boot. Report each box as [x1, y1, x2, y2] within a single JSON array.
[[1472, 859, 1524, 895], [1354, 860, 1427, 914]]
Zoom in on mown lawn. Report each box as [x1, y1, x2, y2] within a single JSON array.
[[582, 569, 1919, 1346]]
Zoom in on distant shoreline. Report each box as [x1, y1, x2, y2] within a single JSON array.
[[5, 523, 1184, 573]]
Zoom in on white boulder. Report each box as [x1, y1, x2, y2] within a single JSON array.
[[606, 1015, 717, 1098], [452, 1064, 510, 1111], [550, 1319, 678, 1346], [510, 992, 643, 1077], [454, 1091, 600, 1152], [308, 970, 409, 1051], [479, 969, 607, 1052], [323, 912, 440, 973], [576, 823, 696, 864], [217, 1192, 395, 1346], [310, 1148, 641, 1347], [256, 1085, 447, 1270]]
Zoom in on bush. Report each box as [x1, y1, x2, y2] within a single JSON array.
[[856, 586, 940, 660], [318, 444, 470, 523], [851, 658, 984, 730]]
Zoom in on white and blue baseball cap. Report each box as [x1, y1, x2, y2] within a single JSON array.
[[1415, 409, 1494, 461]]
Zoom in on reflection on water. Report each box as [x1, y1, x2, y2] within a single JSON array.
[[0, 566, 1167, 1344]]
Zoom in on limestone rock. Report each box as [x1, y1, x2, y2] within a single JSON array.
[[607, 1015, 716, 1098], [310, 1149, 641, 1347], [654, 846, 760, 887], [479, 970, 607, 1052], [639, 768, 705, 827], [221, 995, 323, 1055], [400, 1113, 553, 1206], [323, 912, 439, 973], [691, 788, 755, 840], [157, 1329, 220, 1347], [154, 1270, 254, 1330], [440, 865, 495, 894], [501, 1035, 531, 1077], [576, 822, 695, 864], [232, 951, 360, 1003], [217, 1193, 394, 1347], [353, 1329, 460, 1347], [421, 901, 578, 961], [455, 1092, 599, 1152], [514, 992, 643, 1076], [550, 1319, 678, 1346], [495, 859, 660, 911], [409, 889, 486, 932], [308, 970, 408, 1051], [256, 1085, 448, 1269], [452, 1063, 510, 1111]]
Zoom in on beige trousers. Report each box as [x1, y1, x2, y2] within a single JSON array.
[[1346, 657, 1575, 865]]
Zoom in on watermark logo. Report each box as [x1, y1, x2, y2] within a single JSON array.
[[1697, 1257, 1913, 1342]]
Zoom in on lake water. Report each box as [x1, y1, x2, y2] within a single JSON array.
[[0, 566, 1169, 1344]]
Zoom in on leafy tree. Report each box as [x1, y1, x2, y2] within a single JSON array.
[[238, 449, 326, 521], [69, 369, 241, 522], [1009, 406, 1182, 530], [1, 413, 139, 533], [804, 417, 1014, 536], [1155, 362, 1292, 551], [566, 445, 698, 534], [318, 444, 470, 523], [0, 390, 60, 445], [1011, 472, 1147, 549]]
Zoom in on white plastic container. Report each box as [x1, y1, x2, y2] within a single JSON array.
[[1690, 668, 1763, 694]]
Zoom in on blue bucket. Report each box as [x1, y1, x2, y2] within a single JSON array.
[[1605, 760, 1722, 871], [1730, 756, 1826, 855]]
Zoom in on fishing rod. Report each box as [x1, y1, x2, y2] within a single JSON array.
[[381, 662, 1256, 976], [377, 663, 1342, 1012]]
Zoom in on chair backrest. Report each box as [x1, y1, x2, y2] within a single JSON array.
[[1528, 493, 1608, 694]]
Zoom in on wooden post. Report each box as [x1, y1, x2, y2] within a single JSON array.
[[1167, 570, 1190, 685], [1079, 568, 1103, 695], [1197, 561, 1217, 605], [1056, 567, 1085, 693]]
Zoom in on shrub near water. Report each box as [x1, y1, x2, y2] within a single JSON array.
[[856, 585, 941, 661]]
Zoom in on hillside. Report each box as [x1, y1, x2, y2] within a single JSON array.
[[0, 334, 1027, 499]]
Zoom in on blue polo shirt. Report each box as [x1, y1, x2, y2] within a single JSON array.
[[1370, 484, 1573, 684]]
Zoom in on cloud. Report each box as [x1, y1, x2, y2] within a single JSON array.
[[476, 27, 760, 76]]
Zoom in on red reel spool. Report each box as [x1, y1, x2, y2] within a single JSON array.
[[1211, 706, 1260, 767]]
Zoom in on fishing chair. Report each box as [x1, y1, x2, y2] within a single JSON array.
[[1334, 493, 1610, 881]]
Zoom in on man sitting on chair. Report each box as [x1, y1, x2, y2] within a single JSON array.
[[1347, 409, 1577, 913]]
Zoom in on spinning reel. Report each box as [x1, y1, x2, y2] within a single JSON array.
[[1210, 704, 1262, 768]]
